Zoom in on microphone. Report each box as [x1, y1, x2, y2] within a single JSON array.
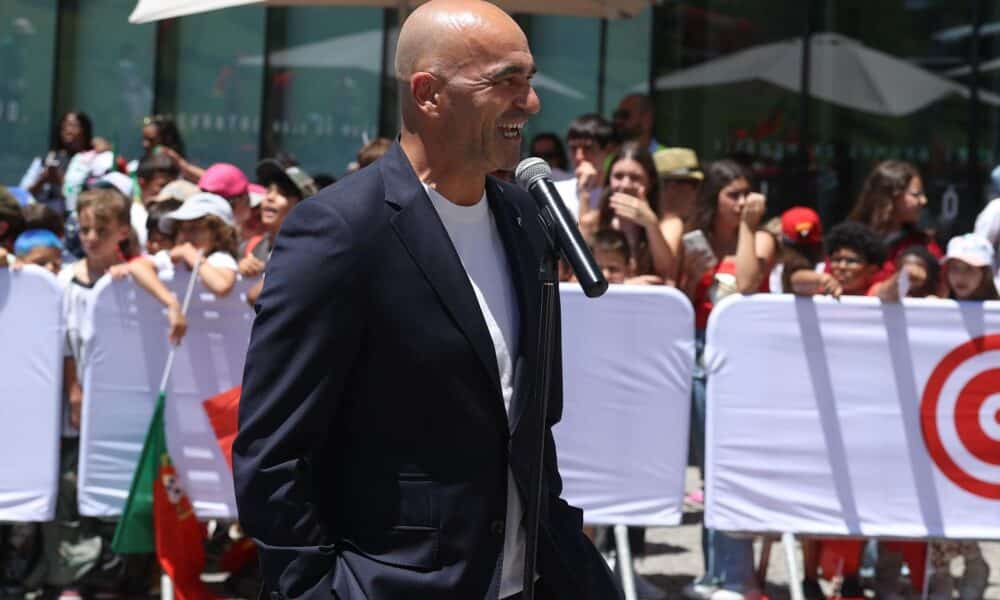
[[515, 158, 608, 298]]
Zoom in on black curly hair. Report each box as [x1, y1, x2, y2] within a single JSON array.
[[824, 221, 886, 265]]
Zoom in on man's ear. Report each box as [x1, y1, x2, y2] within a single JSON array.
[[410, 72, 442, 117]]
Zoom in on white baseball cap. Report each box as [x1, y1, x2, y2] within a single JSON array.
[[159, 192, 234, 234], [943, 233, 994, 268]]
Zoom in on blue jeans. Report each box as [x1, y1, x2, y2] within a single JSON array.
[[694, 330, 755, 592]]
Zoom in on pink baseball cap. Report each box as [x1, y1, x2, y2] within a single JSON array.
[[248, 183, 266, 208], [198, 163, 248, 199]]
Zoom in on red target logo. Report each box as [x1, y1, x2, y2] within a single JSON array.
[[921, 334, 1000, 499]]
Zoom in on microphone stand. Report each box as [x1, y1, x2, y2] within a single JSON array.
[[520, 205, 561, 600]]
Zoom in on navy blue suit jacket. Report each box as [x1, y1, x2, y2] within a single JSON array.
[[234, 143, 619, 600]]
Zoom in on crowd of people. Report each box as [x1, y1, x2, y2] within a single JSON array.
[[0, 92, 997, 600]]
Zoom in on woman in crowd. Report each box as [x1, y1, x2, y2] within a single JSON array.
[[580, 141, 677, 283], [19, 111, 94, 213], [141, 114, 204, 182], [848, 160, 941, 287], [683, 159, 776, 600]]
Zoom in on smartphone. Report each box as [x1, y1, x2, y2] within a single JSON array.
[[682, 229, 713, 258]]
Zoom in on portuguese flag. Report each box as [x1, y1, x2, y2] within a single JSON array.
[[112, 392, 215, 600]]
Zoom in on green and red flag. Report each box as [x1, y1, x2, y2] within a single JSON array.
[[112, 392, 216, 600]]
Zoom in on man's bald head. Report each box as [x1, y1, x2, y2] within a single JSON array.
[[395, 0, 524, 83]]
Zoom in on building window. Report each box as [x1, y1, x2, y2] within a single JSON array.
[[156, 6, 266, 175], [604, 8, 653, 116], [261, 6, 383, 178], [55, 0, 156, 163], [0, 1, 57, 186]]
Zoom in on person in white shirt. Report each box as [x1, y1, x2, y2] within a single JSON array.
[[553, 113, 615, 222]]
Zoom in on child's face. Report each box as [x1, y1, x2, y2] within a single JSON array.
[[593, 248, 629, 284], [78, 208, 128, 262], [140, 173, 172, 205], [893, 175, 927, 226], [829, 247, 877, 295], [261, 184, 299, 232], [946, 259, 984, 299], [21, 246, 62, 274], [175, 219, 215, 252], [147, 228, 174, 254]]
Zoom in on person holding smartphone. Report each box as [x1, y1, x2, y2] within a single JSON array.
[[681, 159, 776, 600], [18, 111, 94, 214]]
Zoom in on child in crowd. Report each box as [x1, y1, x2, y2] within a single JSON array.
[[588, 229, 631, 284], [137, 153, 180, 206], [775, 206, 825, 294], [943, 233, 998, 301], [35, 188, 181, 596], [924, 234, 996, 599], [791, 222, 885, 298], [138, 192, 238, 297], [14, 229, 63, 274], [877, 245, 941, 300], [241, 159, 318, 304], [683, 160, 775, 600], [848, 160, 941, 285], [0, 186, 26, 265], [145, 199, 182, 255], [582, 142, 675, 283]]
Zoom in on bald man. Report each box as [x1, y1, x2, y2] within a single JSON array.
[[233, 2, 619, 599]]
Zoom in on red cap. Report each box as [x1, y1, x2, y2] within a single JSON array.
[[781, 206, 822, 245], [198, 163, 248, 199]]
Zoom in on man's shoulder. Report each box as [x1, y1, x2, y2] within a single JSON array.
[[288, 164, 388, 231]]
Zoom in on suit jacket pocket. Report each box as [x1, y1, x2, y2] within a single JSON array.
[[341, 479, 440, 571]]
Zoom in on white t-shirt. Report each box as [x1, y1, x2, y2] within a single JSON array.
[[149, 249, 238, 281], [553, 177, 601, 222], [58, 264, 102, 438], [423, 183, 527, 598]]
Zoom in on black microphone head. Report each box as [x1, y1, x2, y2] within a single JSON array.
[[515, 157, 551, 189]]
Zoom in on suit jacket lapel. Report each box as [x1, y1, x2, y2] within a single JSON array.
[[486, 179, 539, 435], [380, 144, 506, 428]]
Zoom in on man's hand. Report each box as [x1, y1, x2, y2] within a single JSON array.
[[239, 255, 266, 278], [740, 192, 766, 229]]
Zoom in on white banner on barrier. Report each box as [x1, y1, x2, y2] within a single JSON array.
[[555, 284, 694, 526], [0, 267, 63, 521], [79, 271, 255, 518], [705, 294, 1000, 539]]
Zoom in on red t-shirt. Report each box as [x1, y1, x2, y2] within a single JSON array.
[[694, 258, 770, 329], [873, 230, 943, 284]]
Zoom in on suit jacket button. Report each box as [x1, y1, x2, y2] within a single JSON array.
[[269, 592, 282, 600], [490, 520, 505, 536]]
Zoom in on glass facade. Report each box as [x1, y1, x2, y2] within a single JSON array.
[[55, 0, 156, 161], [0, 1, 58, 186], [0, 0, 997, 230]]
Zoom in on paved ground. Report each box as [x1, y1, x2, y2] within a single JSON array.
[[628, 468, 1000, 600]]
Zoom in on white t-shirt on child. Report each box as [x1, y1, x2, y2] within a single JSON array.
[[149, 249, 238, 280], [57, 264, 102, 438]]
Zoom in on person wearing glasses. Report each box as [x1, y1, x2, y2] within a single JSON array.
[[612, 94, 664, 155]]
